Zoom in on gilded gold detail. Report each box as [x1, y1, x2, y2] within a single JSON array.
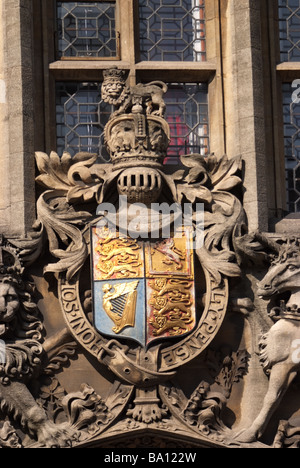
[[94, 230, 143, 280], [102, 281, 139, 334], [146, 234, 193, 278], [148, 278, 194, 337], [153, 239, 185, 271]]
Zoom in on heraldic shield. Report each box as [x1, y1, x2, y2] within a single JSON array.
[[91, 224, 196, 348]]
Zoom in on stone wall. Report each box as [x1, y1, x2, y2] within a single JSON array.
[[0, 0, 36, 237]]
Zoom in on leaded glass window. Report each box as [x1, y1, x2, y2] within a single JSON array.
[[53, 1, 210, 168], [57, 1, 118, 58], [139, 0, 206, 61], [279, 0, 300, 62], [282, 83, 300, 212], [56, 82, 112, 160], [56, 81, 209, 165], [164, 83, 209, 164]]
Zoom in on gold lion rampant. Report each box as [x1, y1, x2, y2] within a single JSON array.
[[102, 281, 139, 334]]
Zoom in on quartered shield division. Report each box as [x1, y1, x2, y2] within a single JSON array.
[[91, 225, 196, 348]]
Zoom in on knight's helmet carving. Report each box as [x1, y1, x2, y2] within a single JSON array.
[[102, 67, 170, 205]]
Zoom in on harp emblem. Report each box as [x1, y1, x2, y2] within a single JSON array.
[[102, 281, 139, 334]]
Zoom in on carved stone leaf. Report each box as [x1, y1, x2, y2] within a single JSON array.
[[180, 154, 209, 185], [36, 151, 104, 205], [176, 183, 213, 205], [158, 170, 185, 203], [203, 194, 245, 252], [37, 193, 92, 280], [197, 248, 241, 285], [233, 232, 270, 266], [208, 155, 242, 192], [61, 384, 109, 431], [94, 168, 123, 204], [167, 154, 212, 204], [36, 151, 74, 191], [160, 381, 227, 439], [196, 192, 246, 284], [43, 342, 77, 376], [214, 350, 250, 395], [67, 154, 105, 203], [67, 185, 97, 204]]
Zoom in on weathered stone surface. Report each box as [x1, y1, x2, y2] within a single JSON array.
[[0, 0, 299, 449]]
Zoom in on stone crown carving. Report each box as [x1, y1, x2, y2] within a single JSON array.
[[104, 113, 170, 170], [102, 66, 170, 171]]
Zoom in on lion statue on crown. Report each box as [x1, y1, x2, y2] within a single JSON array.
[[102, 66, 168, 118]]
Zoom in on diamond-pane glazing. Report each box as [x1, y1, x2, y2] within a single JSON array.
[[279, 0, 300, 62], [57, 2, 117, 58], [139, 0, 206, 61], [164, 83, 209, 164], [56, 82, 209, 165], [282, 82, 300, 212], [56, 82, 113, 161]]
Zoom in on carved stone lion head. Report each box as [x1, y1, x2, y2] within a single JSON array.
[[0, 243, 43, 342], [0, 275, 43, 343], [0, 278, 20, 333], [0, 274, 44, 385], [102, 67, 129, 106]]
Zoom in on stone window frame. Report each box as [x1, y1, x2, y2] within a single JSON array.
[[36, 0, 283, 233], [276, 0, 300, 217], [138, 0, 207, 62], [267, 0, 300, 230], [42, 0, 224, 160]]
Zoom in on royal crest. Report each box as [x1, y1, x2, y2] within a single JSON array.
[[91, 226, 196, 347], [6, 68, 265, 448], [27, 69, 246, 389]]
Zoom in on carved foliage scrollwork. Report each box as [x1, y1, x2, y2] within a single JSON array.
[[61, 381, 134, 440], [160, 348, 249, 441], [38, 377, 134, 445], [2, 70, 256, 448], [12, 149, 246, 288]]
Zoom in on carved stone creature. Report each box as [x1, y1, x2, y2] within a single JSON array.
[[0, 422, 21, 448], [0, 243, 77, 448], [236, 239, 300, 443], [102, 67, 168, 117]]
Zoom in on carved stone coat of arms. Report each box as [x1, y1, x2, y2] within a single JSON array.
[[0, 68, 299, 448]]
